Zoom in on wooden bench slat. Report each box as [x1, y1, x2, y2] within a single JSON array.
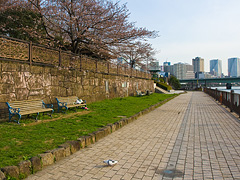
[[6, 99, 54, 124], [56, 96, 87, 113]]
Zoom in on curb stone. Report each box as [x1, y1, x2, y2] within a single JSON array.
[[1, 166, 19, 179], [0, 170, 6, 180]]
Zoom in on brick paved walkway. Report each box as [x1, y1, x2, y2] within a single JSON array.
[[26, 92, 240, 180]]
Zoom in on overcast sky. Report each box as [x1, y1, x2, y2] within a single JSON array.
[[120, 0, 240, 75]]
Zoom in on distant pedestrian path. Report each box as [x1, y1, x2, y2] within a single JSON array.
[[26, 92, 240, 180]]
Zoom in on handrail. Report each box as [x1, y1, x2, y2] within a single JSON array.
[[204, 87, 240, 117]]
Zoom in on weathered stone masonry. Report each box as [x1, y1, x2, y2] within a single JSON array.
[[0, 61, 154, 120]]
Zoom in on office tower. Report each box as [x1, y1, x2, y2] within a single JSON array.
[[163, 62, 171, 66], [210, 59, 222, 77], [192, 57, 204, 78], [228, 58, 240, 77], [164, 62, 194, 79]]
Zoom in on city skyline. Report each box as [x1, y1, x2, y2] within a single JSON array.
[[120, 0, 240, 75]]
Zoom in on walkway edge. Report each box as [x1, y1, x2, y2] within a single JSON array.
[[0, 94, 180, 180]]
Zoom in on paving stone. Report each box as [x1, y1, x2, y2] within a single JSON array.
[[25, 92, 240, 180]]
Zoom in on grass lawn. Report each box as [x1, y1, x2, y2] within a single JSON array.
[[0, 93, 176, 168]]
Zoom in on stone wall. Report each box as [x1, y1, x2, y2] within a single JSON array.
[[0, 61, 154, 120]]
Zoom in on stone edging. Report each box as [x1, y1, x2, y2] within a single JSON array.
[[0, 95, 178, 180]]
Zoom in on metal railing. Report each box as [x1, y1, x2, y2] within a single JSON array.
[[0, 35, 151, 79], [204, 87, 240, 117]]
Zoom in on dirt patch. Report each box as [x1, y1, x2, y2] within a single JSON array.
[[24, 110, 91, 126]]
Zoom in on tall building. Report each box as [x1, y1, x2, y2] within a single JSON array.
[[164, 62, 194, 80], [163, 62, 171, 66], [210, 59, 222, 77], [192, 57, 204, 78], [228, 58, 240, 77], [163, 61, 171, 72]]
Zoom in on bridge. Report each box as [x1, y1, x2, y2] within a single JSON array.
[[179, 77, 240, 88]]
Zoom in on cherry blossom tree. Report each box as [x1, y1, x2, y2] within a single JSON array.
[[1, 0, 158, 60], [116, 41, 157, 69]]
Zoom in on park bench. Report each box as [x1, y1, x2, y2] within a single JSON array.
[[6, 100, 54, 124], [56, 96, 87, 113]]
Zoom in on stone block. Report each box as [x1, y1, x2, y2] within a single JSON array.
[[51, 76, 59, 86], [13, 72, 27, 88], [85, 136, 92, 147], [30, 156, 41, 173], [77, 137, 86, 149], [0, 170, 5, 180], [1, 166, 19, 179], [126, 117, 133, 124], [59, 143, 71, 157], [1, 62, 17, 72], [30, 66, 43, 74], [1, 72, 14, 84], [39, 152, 54, 167], [60, 87, 67, 96], [119, 121, 123, 128], [51, 68, 58, 76], [103, 126, 111, 136], [142, 109, 149, 115], [15, 88, 29, 100], [51, 148, 66, 161], [120, 118, 127, 126], [1, 84, 15, 94], [89, 133, 96, 144], [114, 122, 120, 130], [94, 130, 105, 142], [18, 160, 31, 177], [66, 141, 80, 154], [111, 124, 116, 132]]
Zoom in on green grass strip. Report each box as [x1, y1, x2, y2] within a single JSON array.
[[0, 93, 176, 167]]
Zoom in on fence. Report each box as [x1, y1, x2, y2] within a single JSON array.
[[204, 87, 240, 117], [0, 35, 151, 79]]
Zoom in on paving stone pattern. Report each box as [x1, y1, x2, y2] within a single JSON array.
[[26, 92, 240, 180]]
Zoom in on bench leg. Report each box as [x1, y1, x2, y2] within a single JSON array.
[[9, 113, 21, 124], [35, 112, 39, 121], [17, 114, 21, 124], [58, 106, 67, 113], [50, 109, 54, 118], [9, 113, 13, 122]]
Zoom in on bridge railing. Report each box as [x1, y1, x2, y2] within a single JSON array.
[[204, 87, 240, 117]]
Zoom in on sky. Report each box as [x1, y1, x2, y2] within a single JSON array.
[[120, 0, 240, 75]]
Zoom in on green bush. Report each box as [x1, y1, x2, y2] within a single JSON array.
[[156, 82, 172, 91]]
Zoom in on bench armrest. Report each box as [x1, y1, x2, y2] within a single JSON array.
[[9, 107, 20, 114], [43, 103, 53, 108], [42, 101, 54, 108], [59, 102, 67, 106]]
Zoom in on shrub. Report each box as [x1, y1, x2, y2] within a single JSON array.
[[156, 82, 172, 91]]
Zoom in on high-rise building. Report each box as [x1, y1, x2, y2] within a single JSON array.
[[192, 57, 204, 78], [163, 62, 171, 66], [164, 62, 194, 79], [228, 58, 240, 77], [210, 59, 222, 77]]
